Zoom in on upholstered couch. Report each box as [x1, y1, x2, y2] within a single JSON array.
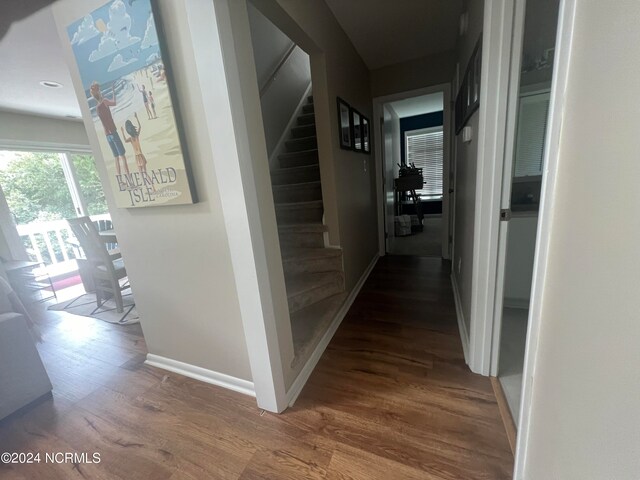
[[0, 277, 52, 420]]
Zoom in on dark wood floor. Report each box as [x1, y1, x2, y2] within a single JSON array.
[[0, 256, 512, 479]]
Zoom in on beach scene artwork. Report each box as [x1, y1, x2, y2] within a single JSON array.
[[67, 0, 195, 208]]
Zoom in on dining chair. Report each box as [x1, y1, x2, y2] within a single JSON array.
[[67, 217, 127, 313]]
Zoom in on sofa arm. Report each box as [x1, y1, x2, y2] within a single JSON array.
[[0, 313, 52, 420]]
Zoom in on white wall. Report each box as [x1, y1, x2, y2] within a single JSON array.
[[371, 50, 456, 99], [247, 3, 311, 157], [452, 0, 484, 334], [257, 47, 310, 157], [52, 0, 253, 382], [0, 110, 89, 151], [247, 2, 294, 87], [522, 2, 640, 478]]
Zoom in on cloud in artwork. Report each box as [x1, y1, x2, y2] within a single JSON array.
[[70, 15, 100, 45], [107, 53, 138, 72], [89, 0, 140, 62], [140, 14, 159, 50], [146, 52, 160, 64]]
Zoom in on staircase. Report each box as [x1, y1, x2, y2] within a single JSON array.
[[271, 95, 347, 366]]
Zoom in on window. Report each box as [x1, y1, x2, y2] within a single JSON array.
[[0, 150, 110, 266], [405, 126, 443, 198], [513, 91, 550, 177]]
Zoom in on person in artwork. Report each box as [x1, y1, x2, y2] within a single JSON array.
[[121, 112, 153, 189], [148, 90, 157, 119], [138, 83, 153, 120], [90, 81, 130, 176]]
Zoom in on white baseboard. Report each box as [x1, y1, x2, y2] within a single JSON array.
[[285, 254, 380, 407], [145, 354, 255, 397], [451, 273, 470, 364]]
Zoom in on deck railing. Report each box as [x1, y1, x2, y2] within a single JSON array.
[[16, 213, 112, 269]]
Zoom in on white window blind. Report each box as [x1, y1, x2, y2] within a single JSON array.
[[513, 91, 550, 177], [405, 126, 443, 198]]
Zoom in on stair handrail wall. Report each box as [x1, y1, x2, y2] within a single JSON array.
[[267, 83, 313, 171], [259, 43, 297, 97]]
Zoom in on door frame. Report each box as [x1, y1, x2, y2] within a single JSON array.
[[466, 0, 517, 375], [488, 0, 528, 377], [514, 0, 577, 475], [373, 83, 452, 259]]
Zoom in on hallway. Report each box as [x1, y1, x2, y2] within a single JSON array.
[[0, 256, 512, 479], [291, 255, 513, 478]]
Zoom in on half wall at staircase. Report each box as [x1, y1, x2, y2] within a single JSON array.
[[248, 3, 311, 160]]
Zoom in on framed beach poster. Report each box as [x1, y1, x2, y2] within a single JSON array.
[[66, 0, 196, 208]]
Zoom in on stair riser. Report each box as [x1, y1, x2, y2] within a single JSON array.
[[276, 205, 323, 225], [271, 167, 320, 185], [283, 255, 342, 276], [279, 152, 319, 169], [291, 125, 316, 138], [307, 96, 314, 104], [278, 232, 325, 249], [288, 276, 345, 314], [297, 114, 315, 126], [272, 183, 322, 203], [285, 137, 317, 153], [302, 104, 315, 114]]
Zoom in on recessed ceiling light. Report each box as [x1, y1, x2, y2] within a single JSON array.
[[40, 80, 63, 88]]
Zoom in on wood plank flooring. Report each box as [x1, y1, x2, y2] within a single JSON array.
[[0, 256, 513, 479]]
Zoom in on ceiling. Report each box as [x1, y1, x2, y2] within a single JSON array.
[[0, 1, 462, 119], [389, 92, 443, 119], [0, 6, 81, 119], [325, 0, 463, 70]]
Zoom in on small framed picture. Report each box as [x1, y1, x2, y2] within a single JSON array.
[[351, 108, 363, 151], [337, 97, 352, 149], [362, 116, 370, 153]]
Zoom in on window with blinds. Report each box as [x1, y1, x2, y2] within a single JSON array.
[[405, 126, 443, 198], [513, 91, 550, 177]]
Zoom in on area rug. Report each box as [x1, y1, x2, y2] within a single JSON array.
[[48, 286, 139, 325]]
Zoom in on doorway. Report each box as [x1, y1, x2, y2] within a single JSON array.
[[375, 85, 452, 259], [492, 0, 561, 425]]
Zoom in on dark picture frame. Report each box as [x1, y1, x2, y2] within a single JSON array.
[[361, 116, 371, 153], [337, 97, 353, 149], [455, 36, 482, 134], [351, 108, 363, 151]]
